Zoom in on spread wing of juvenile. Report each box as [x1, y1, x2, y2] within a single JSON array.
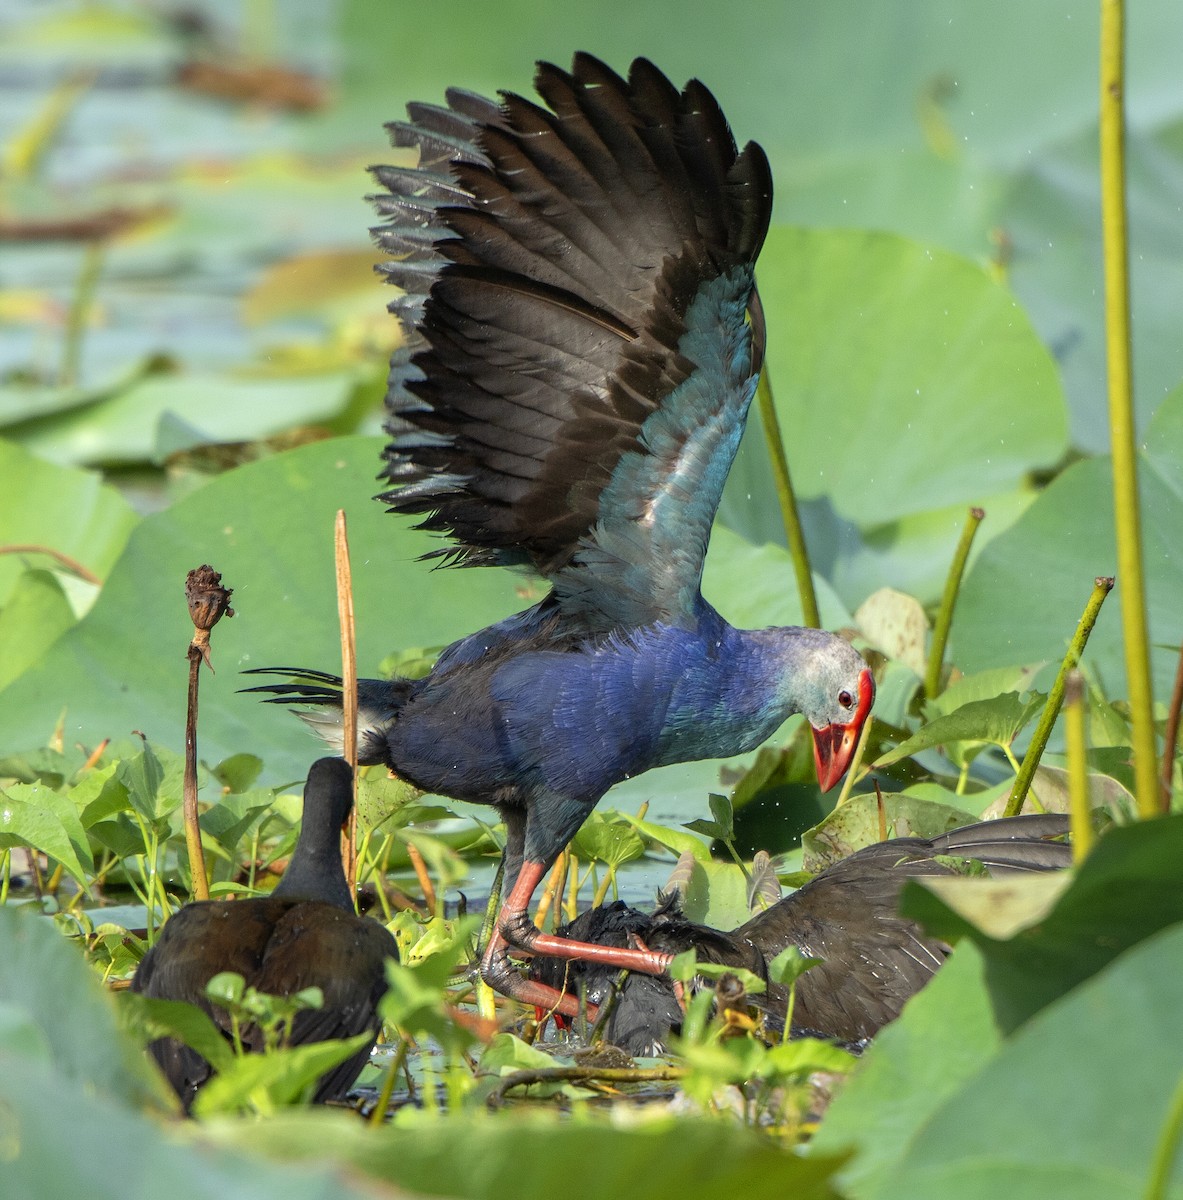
[[373, 52, 772, 623]]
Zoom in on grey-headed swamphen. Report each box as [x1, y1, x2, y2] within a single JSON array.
[[246, 55, 874, 1015]]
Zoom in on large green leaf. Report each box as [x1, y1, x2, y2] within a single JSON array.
[[0, 906, 165, 1108], [811, 944, 1003, 1199], [218, 1108, 847, 1200], [956, 384, 1183, 699], [0, 436, 523, 778], [901, 813, 1183, 1032], [875, 923, 1183, 1199], [0, 439, 137, 604], [0, 568, 75, 690], [757, 227, 1067, 530], [1002, 120, 1183, 450]]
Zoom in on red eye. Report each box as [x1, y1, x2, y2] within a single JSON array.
[[838, 690, 854, 709]]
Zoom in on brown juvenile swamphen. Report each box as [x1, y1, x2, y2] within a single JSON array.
[[530, 814, 1071, 1054], [245, 54, 874, 1017], [131, 757, 397, 1110]]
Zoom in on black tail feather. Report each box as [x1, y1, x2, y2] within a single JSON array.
[[238, 667, 344, 707], [240, 666, 345, 684]]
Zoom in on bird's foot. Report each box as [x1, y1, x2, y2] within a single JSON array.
[[480, 933, 597, 1021], [502, 908, 674, 977]]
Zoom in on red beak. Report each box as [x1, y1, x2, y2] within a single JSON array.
[[811, 668, 875, 792]]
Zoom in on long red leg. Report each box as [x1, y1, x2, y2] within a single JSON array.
[[479, 860, 673, 1015]]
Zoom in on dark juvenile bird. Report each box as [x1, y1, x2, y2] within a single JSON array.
[[531, 814, 1071, 1053], [131, 757, 397, 1110], [245, 54, 874, 1015]]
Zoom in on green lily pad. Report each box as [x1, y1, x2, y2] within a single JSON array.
[[0, 568, 75, 691], [956, 384, 1183, 699], [0, 436, 524, 779], [758, 227, 1067, 530], [876, 923, 1183, 1199], [901, 813, 1183, 1031], [0, 438, 137, 605]]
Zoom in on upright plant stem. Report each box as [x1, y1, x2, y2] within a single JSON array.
[[1146, 1070, 1183, 1200], [183, 646, 209, 901], [182, 566, 233, 901], [1063, 671, 1093, 864], [1159, 644, 1183, 812], [756, 368, 820, 629], [62, 241, 104, 387], [1005, 577, 1114, 817], [334, 510, 359, 899], [1100, 0, 1158, 820], [925, 506, 985, 700]]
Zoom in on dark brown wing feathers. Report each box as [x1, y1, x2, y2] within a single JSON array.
[[371, 54, 772, 573]]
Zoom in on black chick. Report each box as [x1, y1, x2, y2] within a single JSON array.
[[131, 757, 397, 1110], [530, 814, 1071, 1054]]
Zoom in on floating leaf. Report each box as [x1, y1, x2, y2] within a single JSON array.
[[17, 371, 361, 466]]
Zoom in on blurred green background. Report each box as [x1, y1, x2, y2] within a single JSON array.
[[1, 0, 1182, 783]]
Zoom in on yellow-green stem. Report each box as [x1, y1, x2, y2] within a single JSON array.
[[1100, 0, 1158, 820], [592, 869, 613, 909], [925, 507, 985, 700], [369, 1039, 408, 1127], [1005, 578, 1114, 817], [61, 241, 104, 387], [1063, 671, 1093, 864], [756, 368, 820, 628], [183, 646, 210, 901], [1146, 1070, 1183, 1200], [1159, 645, 1183, 812], [835, 715, 874, 808]]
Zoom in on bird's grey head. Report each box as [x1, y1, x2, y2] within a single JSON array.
[[788, 630, 872, 728], [774, 628, 875, 792]]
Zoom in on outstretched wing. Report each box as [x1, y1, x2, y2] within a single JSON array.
[[372, 53, 771, 622]]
